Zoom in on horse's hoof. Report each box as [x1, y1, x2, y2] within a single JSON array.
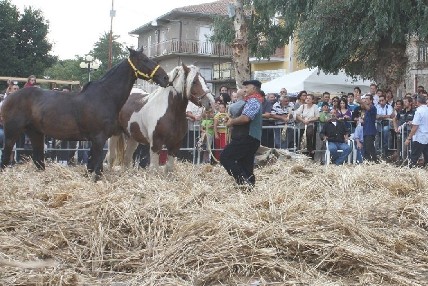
[[92, 173, 103, 182]]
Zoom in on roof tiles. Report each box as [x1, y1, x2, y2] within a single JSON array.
[[173, 0, 233, 16]]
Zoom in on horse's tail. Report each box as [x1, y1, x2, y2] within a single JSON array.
[[108, 133, 126, 167], [116, 133, 126, 166]]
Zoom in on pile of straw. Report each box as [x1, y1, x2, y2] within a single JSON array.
[[0, 159, 427, 285]]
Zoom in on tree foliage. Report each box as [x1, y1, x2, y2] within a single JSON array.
[[0, 0, 56, 78], [43, 33, 128, 85], [215, 0, 428, 87], [90, 32, 128, 81], [211, 16, 235, 44], [43, 59, 84, 84], [0, 0, 19, 74]]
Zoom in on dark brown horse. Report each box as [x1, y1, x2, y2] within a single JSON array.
[[0, 47, 169, 180]]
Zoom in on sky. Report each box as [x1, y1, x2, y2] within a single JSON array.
[[12, 0, 214, 60]]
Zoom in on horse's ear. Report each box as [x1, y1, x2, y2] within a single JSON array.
[[182, 63, 190, 74], [127, 46, 142, 55], [127, 46, 134, 55]]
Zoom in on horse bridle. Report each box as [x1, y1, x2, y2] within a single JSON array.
[[190, 90, 208, 106], [127, 58, 160, 80]]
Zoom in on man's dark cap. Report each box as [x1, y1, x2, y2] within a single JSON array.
[[242, 80, 262, 89]]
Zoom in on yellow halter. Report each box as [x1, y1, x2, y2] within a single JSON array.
[[127, 58, 160, 80]]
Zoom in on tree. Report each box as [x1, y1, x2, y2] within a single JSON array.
[[0, 0, 19, 76], [232, 0, 251, 87], [43, 59, 85, 84], [246, 0, 428, 89], [43, 33, 128, 85], [89, 32, 128, 81], [0, 1, 56, 79], [211, 0, 251, 87]]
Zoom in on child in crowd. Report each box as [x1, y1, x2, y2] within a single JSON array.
[[213, 102, 229, 160], [353, 118, 364, 164], [319, 102, 332, 123], [200, 109, 215, 163]]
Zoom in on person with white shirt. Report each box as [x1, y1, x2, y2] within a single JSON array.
[[370, 83, 379, 105], [271, 95, 294, 149], [376, 95, 394, 158], [405, 95, 428, 168], [181, 102, 204, 162]]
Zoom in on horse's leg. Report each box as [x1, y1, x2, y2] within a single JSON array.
[[1, 126, 21, 168], [149, 148, 160, 171], [165, 146, 179, 174], [164, 140, 183, 173], [165, 153, 175, 173], [25, 129, 45, 170], [123, 138, 139, 168], [87, 146, 94, 173], [88, 136, 107, 181]]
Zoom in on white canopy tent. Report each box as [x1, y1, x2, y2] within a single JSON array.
[[261, 68, 372, 95]]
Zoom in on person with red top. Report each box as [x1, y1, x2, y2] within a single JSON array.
[[213, 102, 229, 160], [24, 75, 37, 88], [220, 80, 263, 188]]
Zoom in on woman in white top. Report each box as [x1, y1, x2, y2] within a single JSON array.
[[295, 94, 320, 158]]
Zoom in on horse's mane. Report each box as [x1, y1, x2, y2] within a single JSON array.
[[97, 60, 123, 81], [80, 59, 124, 93], [80, 82, 92, 92], [169, 65, 199, 97], [143, 65, 200, 102]]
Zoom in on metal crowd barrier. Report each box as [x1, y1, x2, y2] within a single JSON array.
[[0, 120, 415, 166]]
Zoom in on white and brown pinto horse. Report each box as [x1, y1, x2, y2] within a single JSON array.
[[108, 64, 215, 172]]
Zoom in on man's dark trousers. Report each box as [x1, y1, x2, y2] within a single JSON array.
[[220, 135, 260, 185]]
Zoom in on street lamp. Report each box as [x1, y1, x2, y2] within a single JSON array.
[[79, 55, 101, 82]]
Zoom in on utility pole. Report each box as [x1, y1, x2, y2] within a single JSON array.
[[108, 0, 116, 69]]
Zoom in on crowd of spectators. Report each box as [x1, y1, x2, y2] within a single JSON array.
[[189, 82, 428, 167], [2, 77, 427, 169], [252, 83, 428, 166]]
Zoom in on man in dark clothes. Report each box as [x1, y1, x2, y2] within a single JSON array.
[[319, 115, 351, 165], [220, 80, 263, 188]]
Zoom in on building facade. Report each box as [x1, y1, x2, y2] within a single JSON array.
[[129, 0, 235, 96], [405, 38, 428, 95], [251, 37, 306, 84]]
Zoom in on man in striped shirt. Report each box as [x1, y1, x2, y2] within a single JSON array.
[[220, 80, 263, 188]]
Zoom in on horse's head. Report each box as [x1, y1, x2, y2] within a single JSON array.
[[169, 63, 215, 110], [128, 47, 169, 87]]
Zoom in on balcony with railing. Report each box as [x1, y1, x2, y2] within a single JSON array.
[[145, 39, 232, 58]]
